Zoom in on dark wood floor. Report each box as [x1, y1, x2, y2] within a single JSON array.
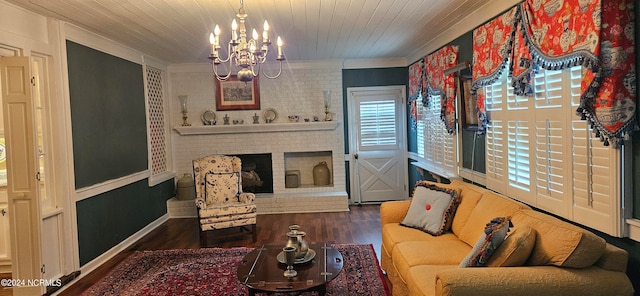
[[36, 204, 382, 295]]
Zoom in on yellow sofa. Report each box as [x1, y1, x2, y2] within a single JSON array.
[[380, 179, 634, 296]]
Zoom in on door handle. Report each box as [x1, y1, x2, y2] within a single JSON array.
[[1, 208, 6, 216], [354, 153, 359, 160]]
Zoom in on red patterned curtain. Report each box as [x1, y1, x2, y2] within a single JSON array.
[[585, 0, 636, 146], [425, 45, 459, 134], [408, 60, 425, 102], [408, 60, 426, 130], [473, 0, 636, 146], [471, 7, 518, 131]]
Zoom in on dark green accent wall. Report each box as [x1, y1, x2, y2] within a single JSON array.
[[460, 130, 486, 172], [76, 179, 174, 265], [66, 41, 148, 189], [66, 41, 175, 266]]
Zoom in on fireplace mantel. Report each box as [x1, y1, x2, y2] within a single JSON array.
[[174, 121, 339, 136]]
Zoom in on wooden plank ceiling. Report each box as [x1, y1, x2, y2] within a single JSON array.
[[6, 0, 485, 64]]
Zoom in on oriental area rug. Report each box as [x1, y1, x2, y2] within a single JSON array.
[[81, 244, 390, 296]]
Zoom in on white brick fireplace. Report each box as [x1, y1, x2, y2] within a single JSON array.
[[167, 62, 349, 215]]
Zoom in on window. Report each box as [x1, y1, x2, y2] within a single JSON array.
[[416, 104, 425, 158], [484, 66, 623, 236], [414, 94, 457, 178], [359, 100, 397, 149]]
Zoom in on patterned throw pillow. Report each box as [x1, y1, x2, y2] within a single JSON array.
[[400, 182, 462, 236], [459, 216, 512, 267], [487, 226, 536, 267], [205, 172, 240, 204]]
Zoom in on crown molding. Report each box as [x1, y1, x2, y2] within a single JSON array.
[[342, 57, 408, 69], [407, 0, 522, 62]]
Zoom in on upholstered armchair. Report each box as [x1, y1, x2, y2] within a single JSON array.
[[193, 155, 257, 247]]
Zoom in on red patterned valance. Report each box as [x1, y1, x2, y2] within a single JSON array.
[[425, 45, 459, 134], [471, 7, 518, 130], [472, 0, 636, 146]]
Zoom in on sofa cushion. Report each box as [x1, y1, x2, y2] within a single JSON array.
[[401, 183, 461, 236], [450, 186, 484, 235], [457, 191, 529, 246], [382, 224, 459, 266], [459, 217, 512, 267], [487, 225, 536, 267], [512, 209, 606, 268], [392, 240, 471, 284]]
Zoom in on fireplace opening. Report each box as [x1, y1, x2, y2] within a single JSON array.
[[232, 153, 273, 193]]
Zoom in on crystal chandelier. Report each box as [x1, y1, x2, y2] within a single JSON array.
[[208, 0, 285, 82]]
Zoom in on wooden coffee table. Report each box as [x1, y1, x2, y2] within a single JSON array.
[[237, 242, 343, 295]]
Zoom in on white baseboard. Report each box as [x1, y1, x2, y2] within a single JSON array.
[[52, 213, 169, 296]]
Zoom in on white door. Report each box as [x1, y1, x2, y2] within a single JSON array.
[[1, 56, 44, 295], [348, 86, 407, 203]]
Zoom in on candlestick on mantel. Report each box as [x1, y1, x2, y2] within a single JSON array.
[[323, 90, 332, 121]]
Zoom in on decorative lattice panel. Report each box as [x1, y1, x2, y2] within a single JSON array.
[[146, 66, 168, 175]]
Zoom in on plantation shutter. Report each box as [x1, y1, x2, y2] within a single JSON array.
[[532, 68, 571, 216], [505, 74, 534, 203], [416, 104, 425, 158], [482, 64, 624, 237], [571, 120, 621, 234], [424, 97, 437, 164], [506, 120, 533, 203], [419, 94, 457, 178], [484, 80, 507, 193], [569, 66, 622, 235], [359, 100, 397, 150]]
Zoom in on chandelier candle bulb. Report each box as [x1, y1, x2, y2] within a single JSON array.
[[263, 20, 269, 43], [277, 37, 283, 58], [252, 29, 259, 41], [214, 25, 221, 46], [209, 33, 216, 56], [231, 19, 238, 41]]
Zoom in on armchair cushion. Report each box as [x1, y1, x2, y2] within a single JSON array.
[[205, 172, 240, 204], [198, 202, 257, 219]]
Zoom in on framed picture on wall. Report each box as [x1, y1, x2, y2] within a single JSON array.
[[215, 75, 260, 111], [458, 74, 478, 130]]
